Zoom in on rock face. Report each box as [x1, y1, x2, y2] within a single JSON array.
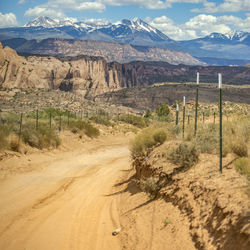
[[2, 38, 203, 65], [0, 43, 122, 97]]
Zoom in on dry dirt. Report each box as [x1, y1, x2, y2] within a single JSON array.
[[0, 131, 196, 250], [133, 141, 250, 250]]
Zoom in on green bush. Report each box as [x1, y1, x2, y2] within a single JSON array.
[[234, 157, 250, 180], [169, 142, 199, 168], [153, 130, 167, 144], [156, 104, 170, 117], [144, 109, 152, 118]]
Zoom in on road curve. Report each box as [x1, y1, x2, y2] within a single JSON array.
[[0, 135, 131, 250]]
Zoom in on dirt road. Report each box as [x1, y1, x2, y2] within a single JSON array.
[[0, 134, 131, 250]]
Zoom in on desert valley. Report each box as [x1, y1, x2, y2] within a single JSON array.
[[0, 6, 250, 250]]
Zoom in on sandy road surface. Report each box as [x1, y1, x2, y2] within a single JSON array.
[[0, 134, 131, 250]]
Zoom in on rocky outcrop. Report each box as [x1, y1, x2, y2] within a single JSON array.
[[0, 43, 122, 97]]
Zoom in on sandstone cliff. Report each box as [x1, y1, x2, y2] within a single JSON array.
[[0, 43, 122, 97]]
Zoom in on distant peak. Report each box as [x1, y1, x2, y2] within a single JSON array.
[[132, 17, 142, 23], [24, 16, 59, 28], [224, 30, 247, 40]]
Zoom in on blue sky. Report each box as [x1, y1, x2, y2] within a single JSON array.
[[0, 0, 249, 40]]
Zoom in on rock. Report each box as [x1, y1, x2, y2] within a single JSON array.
[[112, 227, 121, 236]]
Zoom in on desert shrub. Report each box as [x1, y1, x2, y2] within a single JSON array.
[[167, 124, 182, 138], [0, 125, 13, 149], [69, 120, 99, 138], [138, 177, 160, 197], [231, 140, 248, 157], [169, 142, 199, 168], [153, 130, 167, 144], [234, 157, 250, 180], [193, 123, 218, 154], [89, 115, 112, 126], [71, 127, 78, 134], [96, 109, 108, 116], [119, 114, 149, 128], [9, 134, 21, 152], [130, 127, 167, 157], [144, 109, 152, 118], [156, 104, 170, 117], [83, 123, 100, 138], [130, 133, 155, 157], [22, 124, 61, 149]]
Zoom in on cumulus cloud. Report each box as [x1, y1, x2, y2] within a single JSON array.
[[102, 0, 203, 9], [24, 1, 106, 19], [192, 0, 250, 13], [84, 18, 111, 25], [25, 7, 65, 19], [149, 14, 250, 40], [0, 12, 18, 27]]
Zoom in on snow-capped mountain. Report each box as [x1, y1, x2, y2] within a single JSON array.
[[179, 31, 250, 61], [0, 17, 249, 63], [204, 31, 250, 44], [24, 16, 59, 28], [4, 16, 174, 47]]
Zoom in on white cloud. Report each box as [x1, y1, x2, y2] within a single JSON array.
[[84, 18, 111, 25], [0, 12, 18, 27], [102, 0, 203, 9], [25, 7, 65, 19], [24, 1, 106, 19], [192, 0, 250, 13], [149, 14, 250, 40], [18, 0, 26, 4]]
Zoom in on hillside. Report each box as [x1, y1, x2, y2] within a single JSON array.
[[1, 38, 202, 65]]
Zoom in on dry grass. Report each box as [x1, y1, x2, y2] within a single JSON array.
[[118, 114, 149, 128], [234, 157, 250, 180]]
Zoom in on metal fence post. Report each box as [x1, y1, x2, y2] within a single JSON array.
[[194, 72, 199, 136], [183, 96, 186, 138], [219, 73, 223, 173], [176, 104, 179, 125]]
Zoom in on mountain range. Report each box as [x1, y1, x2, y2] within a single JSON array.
[[0, 16, 249, 65]]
